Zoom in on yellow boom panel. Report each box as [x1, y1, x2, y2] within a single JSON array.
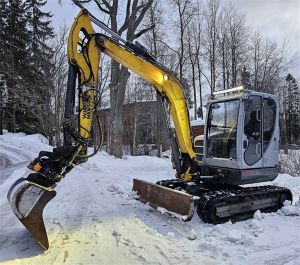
[[67, 10, 100, 139]]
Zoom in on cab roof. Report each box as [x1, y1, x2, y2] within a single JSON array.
[[208, 90, 277, 104]]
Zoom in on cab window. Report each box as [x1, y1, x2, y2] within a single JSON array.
[[207, 100, 239, 159]]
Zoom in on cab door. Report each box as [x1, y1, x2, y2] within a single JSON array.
[[262, 96, 278, 167], [242, 95, 263, 168]]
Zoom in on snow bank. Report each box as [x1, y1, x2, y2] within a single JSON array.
[[0, 133, 51, 155]]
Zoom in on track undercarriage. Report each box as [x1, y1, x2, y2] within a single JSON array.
[[133, 179, 293, 224]]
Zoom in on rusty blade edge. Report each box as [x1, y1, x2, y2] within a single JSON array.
[[132, 179, 195, 221]]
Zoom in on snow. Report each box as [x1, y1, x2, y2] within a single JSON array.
[[190, 118, 205, 127], [0, 133, 300, 265]]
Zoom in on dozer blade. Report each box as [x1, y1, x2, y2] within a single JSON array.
[[133, 179, 195, 221], [7, 177, 56, 250]]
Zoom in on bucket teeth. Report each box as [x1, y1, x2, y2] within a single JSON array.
[[7, 178, 56, 250], [133, 179, 195, 221]]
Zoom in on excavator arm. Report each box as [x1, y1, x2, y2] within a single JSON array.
[[68, 10, 195, 179], [7, 9, 199, 250]]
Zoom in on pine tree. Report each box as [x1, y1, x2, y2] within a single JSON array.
[[285, 73, 300, 143], [7, 0, 29, 72], [0, 0, 9, 73], [24, 0, 54, 73], [20, 0, 54, 134], [0, 0, 8, 134], [24, 0, 53, 49], [1, 0, 55, 136], [4, 0, 29, 132]]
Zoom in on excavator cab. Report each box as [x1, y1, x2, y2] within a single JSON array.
[[201, 87, 279, 185]]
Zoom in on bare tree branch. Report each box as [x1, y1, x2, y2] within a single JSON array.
[[94, 0, 112, 14], [118, 0, 132, 35], [133, 0, 154, 32], [134, 24, 155, 39]]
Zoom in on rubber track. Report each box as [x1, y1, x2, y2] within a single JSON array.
[[196, 185, 293, 224]]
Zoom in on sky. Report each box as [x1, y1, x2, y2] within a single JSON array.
[[45, 0, 300, 79], [45, 1, 78, 30], [226, 0, 300, 79]]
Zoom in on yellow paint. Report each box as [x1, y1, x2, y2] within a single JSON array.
[[181, 168, 193, 181], [33, 162, 42, 172]]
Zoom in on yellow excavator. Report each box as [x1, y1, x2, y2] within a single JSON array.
[[7, 5, 292, 250]]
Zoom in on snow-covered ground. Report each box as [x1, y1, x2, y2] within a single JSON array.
[[0, 133, 299, 265]]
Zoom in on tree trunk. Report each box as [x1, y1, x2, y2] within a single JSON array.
[[196, 57, 203, 119], [0, 109, 2, 135], [99, 0, 154, 158], [133, 101, 137, 156], [109, 63, 130, 158], [192, 65, 197, 119], [0, 79, 3, 135]]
